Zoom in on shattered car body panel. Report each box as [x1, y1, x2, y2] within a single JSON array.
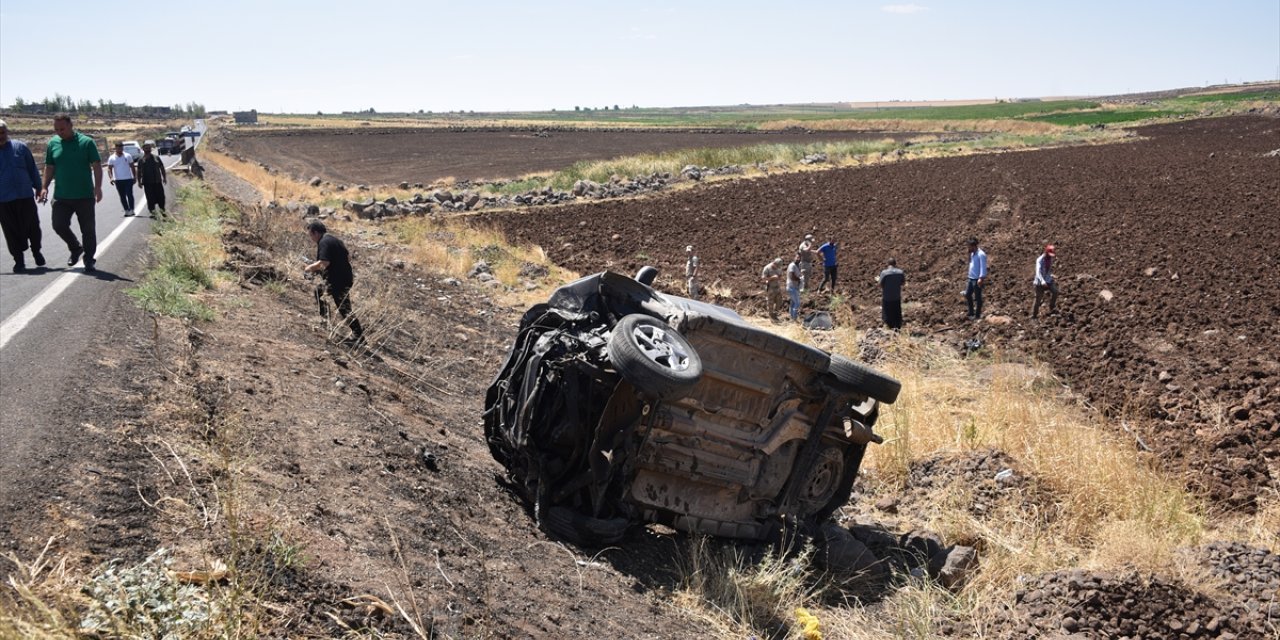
[[484, 270, 899, 543]]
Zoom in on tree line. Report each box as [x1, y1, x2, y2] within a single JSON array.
[[7, 94, 206, 117]]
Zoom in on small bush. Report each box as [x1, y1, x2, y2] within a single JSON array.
[[79, 549, 216, 638]]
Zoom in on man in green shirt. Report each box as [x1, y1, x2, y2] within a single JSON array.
[[39, 114, 103, 273]]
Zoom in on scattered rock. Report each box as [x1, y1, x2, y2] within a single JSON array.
[[817, 523, 882, 576], [934, 546, 978, 589], [467, 261, 492, 279], [1098, 289, 1114, 302], [873, 496, 899, 514], [308, 176, 322, 187]]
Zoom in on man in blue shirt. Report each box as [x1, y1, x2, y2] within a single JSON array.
[[965, 237, 988, 320], [0, 120, 45, 273], [816, 236, 839, 293]]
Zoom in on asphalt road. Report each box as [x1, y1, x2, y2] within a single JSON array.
[[0, 123, 203, 515]]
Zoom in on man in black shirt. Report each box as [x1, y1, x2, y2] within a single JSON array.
[[303, 220, 365, 342], [136, 140, 167, 219], [877, 257, 906, 330]]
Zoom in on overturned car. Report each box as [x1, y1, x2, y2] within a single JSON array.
[[484, 267, 900, 544]]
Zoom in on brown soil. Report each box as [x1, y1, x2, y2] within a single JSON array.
[[220, 127, 921, 185], [480, 115, 1280, 510]]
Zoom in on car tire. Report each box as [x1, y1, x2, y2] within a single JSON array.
[[801, 443, 864, 527], [607, 314, 702, 400], [827, 355, 901, 404]]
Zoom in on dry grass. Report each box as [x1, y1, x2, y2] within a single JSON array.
[[664, 312, 1280, 638], [389, 216, 572, 288], [200, 149, 324, 203], [673, 537, 821, 639]]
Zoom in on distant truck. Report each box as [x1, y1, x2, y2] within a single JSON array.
[[157, 133, 186, 155]]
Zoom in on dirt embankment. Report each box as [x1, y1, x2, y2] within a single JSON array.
[[480, 116, 1280, 509]]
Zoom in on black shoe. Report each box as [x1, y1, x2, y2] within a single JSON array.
[[83, 261, 97, 274], [32, 251, 45, 267], [123, 212, 136, 217], [13, 263, 26, 273], [67, 247, 82, 267]]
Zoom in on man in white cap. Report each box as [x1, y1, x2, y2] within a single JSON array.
[[684, 244, 700, 300]]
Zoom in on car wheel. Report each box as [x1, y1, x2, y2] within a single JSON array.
[[799, 443, 861, 525], [607, 314, 702, 400], [827, 355, 901, 404]]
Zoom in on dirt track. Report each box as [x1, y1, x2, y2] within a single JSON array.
[[222, 128, 920, 185], [481, 116, 1280, 509]]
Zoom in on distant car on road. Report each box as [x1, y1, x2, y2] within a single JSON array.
[[157, 133, 186, 155], [121, 141, 143, 161], [180, 130, 201, 139]]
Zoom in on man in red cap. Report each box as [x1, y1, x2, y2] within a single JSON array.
[[1032, 243, 1058, 319]]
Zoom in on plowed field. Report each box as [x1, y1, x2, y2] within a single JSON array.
[[223, 128, 920, 184], [481, 116, 1280, 509]]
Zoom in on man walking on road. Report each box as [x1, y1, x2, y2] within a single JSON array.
[[40, 114, 103, 273], [106, 141, 138, 215], [964, 237, 988, 320], [136, 140, 167, 219], [761, 257, 784, 321], [878, 257, 906, 330], [0, 120, 45, 273], [816, 236, 839, 293], [1032, 244, 1058, 319], [304, 220, 365, 343], [685, 244, 700, 300]]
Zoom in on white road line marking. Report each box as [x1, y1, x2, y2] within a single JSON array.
[[0, 196, 149, 350]]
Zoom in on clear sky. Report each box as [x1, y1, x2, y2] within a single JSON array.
[[2, 0, 1277, 113]]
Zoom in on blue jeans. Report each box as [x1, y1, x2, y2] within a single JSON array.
[[788, 286, 801, 319], [114, 179, 135, 212], [965, 278, 984, 318]]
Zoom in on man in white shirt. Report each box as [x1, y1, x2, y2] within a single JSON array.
[[1032, 244, 1058, 319], [965, 237, 988, 320], [105, 141, 138, 216]]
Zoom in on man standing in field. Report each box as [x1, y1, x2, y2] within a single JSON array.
[[797, 233, 818, 292], [786, 253, 803, 321], [303, 220, 365, 344], [40, 114, 103, 273], [0, 120, 45, 273], [106, 141, 138, 215], [878, 257, 906, 330], [816, 236, 839, 293], [964, 237, 988, 320], [1032, 244, 1058, 319], [761, 257, 784, 321], [685, 244, 700, 300], [136, 140, 167, 219]]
